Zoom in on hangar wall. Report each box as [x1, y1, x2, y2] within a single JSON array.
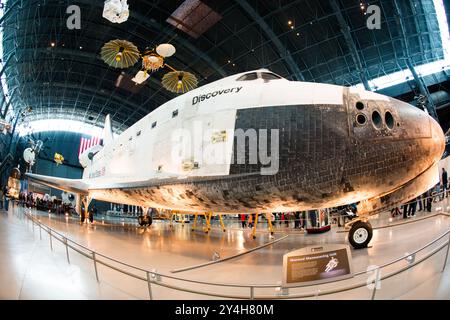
[[29, 131, 109, 213], [32, 131, 83, 181]]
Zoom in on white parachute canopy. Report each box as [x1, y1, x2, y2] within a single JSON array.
[[132, 70, 150, 85], [103, 0, 129, 24], [23, 148, 36, 166]]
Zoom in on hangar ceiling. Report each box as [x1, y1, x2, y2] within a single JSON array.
[[0, 0, 447, 133]]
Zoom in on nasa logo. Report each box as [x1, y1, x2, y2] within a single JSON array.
[[192, 87, 243, 105]]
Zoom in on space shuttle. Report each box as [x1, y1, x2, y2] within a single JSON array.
[[26, 69, 445, 248]]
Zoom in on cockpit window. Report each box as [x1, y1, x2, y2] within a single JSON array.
[[261, 72, 282, 80], [237, 73, 258, 81]]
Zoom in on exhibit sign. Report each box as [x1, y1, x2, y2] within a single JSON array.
[[282, 244, 353, 287]]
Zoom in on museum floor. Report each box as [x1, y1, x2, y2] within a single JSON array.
[[0, 201, 449, 300]]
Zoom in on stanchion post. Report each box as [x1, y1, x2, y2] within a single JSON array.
[[315, 288, 320, 300], [64, 237, 70, 264], [146, 271, 153, 300], [92, 252, 99, 282], [39, 223, 42, 240], [250, 286, 254, 300], [371, 267, 381, 300], [49, 229, 53, 251], [443, 234, 450, 272]]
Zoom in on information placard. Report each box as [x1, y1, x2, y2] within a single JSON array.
[[282, 244, 353, 287]]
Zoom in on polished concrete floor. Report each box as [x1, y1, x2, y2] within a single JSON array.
[[0, 200, 449, 300]]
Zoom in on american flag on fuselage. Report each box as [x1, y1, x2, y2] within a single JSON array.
[[78, 136, 102, 158]]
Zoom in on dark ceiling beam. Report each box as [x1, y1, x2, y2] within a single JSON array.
[[1, 19, 210, 86], [3, 48, 171, 113], [66, 0, 227, 78], [26, 100, 128, 116], [18, 90, 134, 116], [6, 69, 166, 117], [0, 54, 14, 79], [222, 10, 439, 85], [3, 47, 175, 100], [235, 0, 305, 81], [19, 91, 142, 117], [0, 56, 14, 115], [1, 87, 18, 118], [393, 0, 438, 120], [18, 104, 130, 132], [329, 0, 371, 91], [5, 68, 165, 118], [129, 8, 227, 78], [14, 81, 146, 113], [0, 0, 20, 26], [4, 46, 99, 63], [2, 0, 225, 82], [408, 0, 425, 57]]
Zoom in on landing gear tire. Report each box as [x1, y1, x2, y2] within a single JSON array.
[[348, 221, 373, 249], [138, 215, 153, 227]]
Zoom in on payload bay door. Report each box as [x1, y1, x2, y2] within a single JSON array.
[[178, 91, 237, 176]]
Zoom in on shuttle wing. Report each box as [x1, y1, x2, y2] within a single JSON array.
[[25, 171, 182, 195], [26, 173, 89, 195]]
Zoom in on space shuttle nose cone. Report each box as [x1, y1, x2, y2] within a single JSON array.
[[430, 115, 445, 161]]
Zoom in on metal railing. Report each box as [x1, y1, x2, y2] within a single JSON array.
[[20, 208, 450, 300]]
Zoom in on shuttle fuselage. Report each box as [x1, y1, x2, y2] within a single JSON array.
[[28, 70, 445, 215]]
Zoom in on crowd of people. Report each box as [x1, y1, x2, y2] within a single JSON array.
[[0, 185, 10, 211], [236, 173, 450, 230], [0, 188, 77, 216], [391, 168, 448, 219], [2, 169, 449, 227], [238, 209, 336, 230]]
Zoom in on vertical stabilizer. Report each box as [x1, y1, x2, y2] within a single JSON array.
[[103, 114, 114, 146]]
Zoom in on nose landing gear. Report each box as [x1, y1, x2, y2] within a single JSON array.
[[138, 214, 153, 227], [347, 219, 373, 249]]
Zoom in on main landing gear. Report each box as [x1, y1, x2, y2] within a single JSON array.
[[346, 218, 373, 249], [191, 213, 226, 233], [138, 215, 153, 227], [250, 213, 274, 239], [79, 196, 93, 224], [138, 207, 153, 227]]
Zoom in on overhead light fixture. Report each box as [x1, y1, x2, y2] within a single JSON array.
[[156, 43, 176, 58], [103, 0, 129, 24]]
